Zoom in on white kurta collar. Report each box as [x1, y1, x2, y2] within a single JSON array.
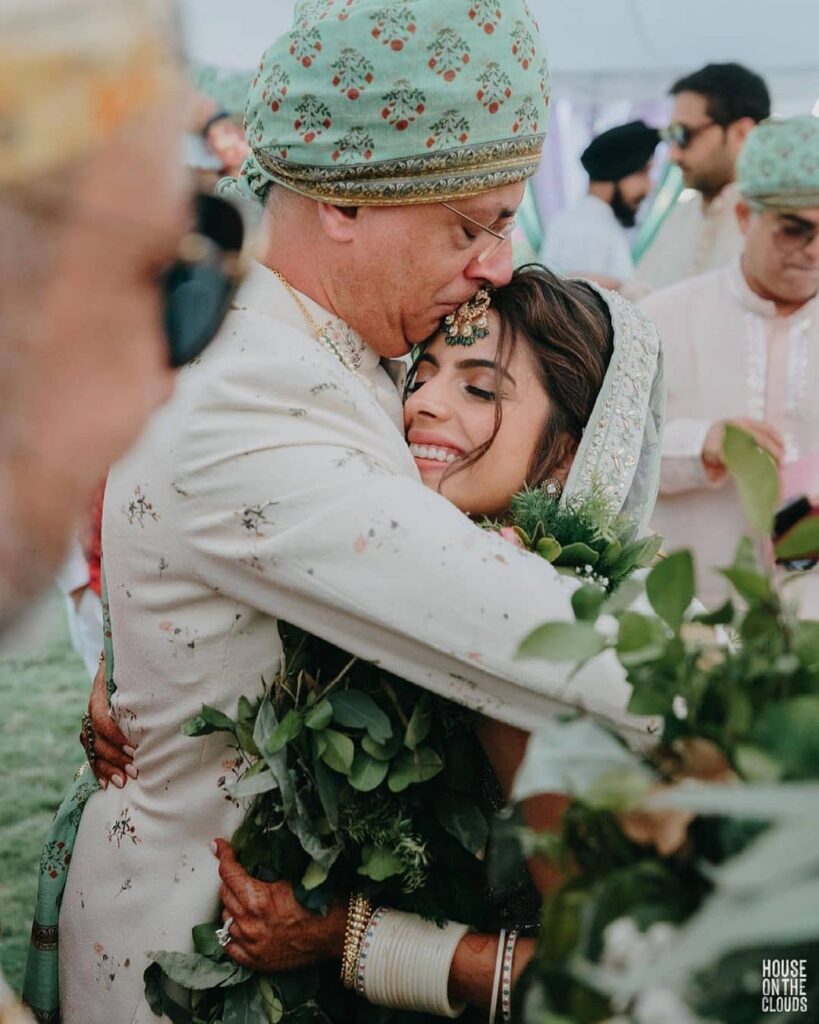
[[238, 261, 382, 375]]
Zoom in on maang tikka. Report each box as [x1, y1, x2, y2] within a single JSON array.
[[442, 288, 491, 346]]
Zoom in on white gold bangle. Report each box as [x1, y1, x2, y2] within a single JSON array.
[[500, 929, 518, 1024], [357, 908, 469, 1017], [489, 928, 506, 1024]]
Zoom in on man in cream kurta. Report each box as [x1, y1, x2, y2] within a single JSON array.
[[58, 5, 653, 1022], [646, 116, 819, 608]]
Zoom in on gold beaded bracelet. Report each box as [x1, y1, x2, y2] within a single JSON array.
[[340, 893, 373, 990]]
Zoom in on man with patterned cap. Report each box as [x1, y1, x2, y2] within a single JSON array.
[[72, 3, 657, 1021], [0, 0, 187, 632], [646, 115, 819, 606], [542, 120, 659, 290]]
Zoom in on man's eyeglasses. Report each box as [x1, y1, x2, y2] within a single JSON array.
[[161, 193, 245, 367], [440, 202, 517, 264], [660, 120, 723, 150], [770, 215, 819, 255]]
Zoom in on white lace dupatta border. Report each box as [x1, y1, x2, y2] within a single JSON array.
[[560, 285, 665, 536]]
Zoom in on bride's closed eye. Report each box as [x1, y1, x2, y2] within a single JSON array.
[[465, 384, 495, 401]]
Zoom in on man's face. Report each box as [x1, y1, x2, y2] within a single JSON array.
[[739, 204, 819, 307], [611, 163, 653, 227], [340, 181, 525, 358], [668, 91, 735, 197]]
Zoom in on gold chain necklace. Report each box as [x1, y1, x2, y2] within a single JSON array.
[[271, 269, 376, 396]]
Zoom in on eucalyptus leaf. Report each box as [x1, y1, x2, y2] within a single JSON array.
[[255, 700, 295, 815], [554, 542, 599, 567], [513, 718, 649, 801], [720, 566, 773, 604], [222, 979, 267, 1024], [319, 729, 355, 775], [313, 757, 340, 829], [191, 922, 222, 958], [304, 700, 332, 731], [329, 690, 392, 742], [775, 514, 819, 560], [693, 599, 735, 626], [258, 979, 284, 1024], [237, 695, 255, 722], [644, 780, 819, 820], [404, 697, 432, 750], [361, 732, 403, 761], [615, 611, 667, 665], [301, 858, 329, 890], [229, 770, 278, 799], [349, 751, 390, 791], [618, 534, 663, 573], [201, 705, 236, 731], [645, 550, 694, 631], [235, 720, 260, 757], [571, 584, 607, 622], [147, 951, 250, 990], [434, 793, 488, 855], [265, 708, 302, 755], [388, 746, 444, 792], [358, 844, 404, 881], [536, 536, 562, 562], [795, 620, 819, 671], [721, 423, 779, 535], [517, 621, 607, 662]]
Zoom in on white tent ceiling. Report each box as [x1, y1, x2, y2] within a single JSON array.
[[181, 0, 819, 110]]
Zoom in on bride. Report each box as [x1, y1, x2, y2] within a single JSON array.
[[189, 266, 662, 1017], [25, 264, 662, 1022]]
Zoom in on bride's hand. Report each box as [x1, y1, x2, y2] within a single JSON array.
[[212, 838, 347, 972], [85, 658, 136, 789]]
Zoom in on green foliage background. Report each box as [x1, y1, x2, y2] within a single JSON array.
[[0, 599, 87, 993]]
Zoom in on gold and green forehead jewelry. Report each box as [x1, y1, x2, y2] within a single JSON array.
[[442, 288, 491, 346]]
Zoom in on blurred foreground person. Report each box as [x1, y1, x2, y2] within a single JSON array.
[[633, 62, 770, 294], [542, 120, 658, 290], [0, 0, 191, 632], [646, 116, 819, 605]]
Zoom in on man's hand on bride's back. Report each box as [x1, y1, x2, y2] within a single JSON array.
[[212, 838, 347, 972], [86, 660, 136, 789]]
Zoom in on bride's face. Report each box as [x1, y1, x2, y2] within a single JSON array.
[[404, 311, 550, 516]]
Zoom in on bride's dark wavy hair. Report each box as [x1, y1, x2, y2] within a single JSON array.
[[406, 263, 614, 491]]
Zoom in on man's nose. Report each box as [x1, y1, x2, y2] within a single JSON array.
[[466, 239, 514, 288]]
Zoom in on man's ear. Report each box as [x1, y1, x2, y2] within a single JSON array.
[[735, 199, 753, 236], [316, 202, 359, 242], [727, 116, 757, 155]]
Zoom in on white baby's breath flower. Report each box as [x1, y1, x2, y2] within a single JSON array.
[[633, 987, 700, 1024], [601, 916, 645, 971]]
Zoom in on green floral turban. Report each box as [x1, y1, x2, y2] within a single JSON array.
[[222, 0, 550, 208], [738, 115, 819, 210]]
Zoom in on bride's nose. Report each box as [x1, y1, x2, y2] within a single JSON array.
[[406, 377, 453, 423]]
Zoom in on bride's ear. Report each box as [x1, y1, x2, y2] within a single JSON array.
[[549, 442, 578, 488]]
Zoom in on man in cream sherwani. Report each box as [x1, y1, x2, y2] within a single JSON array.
[[59, 6, 657, 1020]]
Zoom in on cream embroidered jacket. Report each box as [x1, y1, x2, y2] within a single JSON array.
[[102, 262, 651, 743]]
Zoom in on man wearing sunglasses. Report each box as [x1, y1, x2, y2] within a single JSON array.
[[645, 116, 819, 608], [632, 62, 770, 295]]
